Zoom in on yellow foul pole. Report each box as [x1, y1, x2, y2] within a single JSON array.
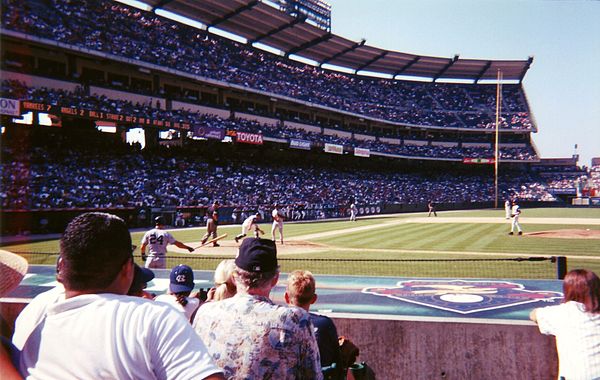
[[494, 69, 503, 209]]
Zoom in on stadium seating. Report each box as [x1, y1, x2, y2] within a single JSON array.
[[0, 0, 574, 213], [2, 0, 534, 130], [1, 80, 537, 161], [1, 124, 554, 210]]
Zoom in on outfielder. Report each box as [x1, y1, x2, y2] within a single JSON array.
[[508, 201, 523, 235], [504, 199, 511, 220], [271, 204, 284, 244], [235, 213, 264, 243], [428, 200, 437, 217], [141, 216, 194, 269], [349, 203, 358, 221]]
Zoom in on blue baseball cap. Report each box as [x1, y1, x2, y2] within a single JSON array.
[[134, 264, 155, 284], [169, 264, 194, 293], [235, 238, 277, 273]]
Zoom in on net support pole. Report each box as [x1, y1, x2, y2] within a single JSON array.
[[555, 256, 567, 280]]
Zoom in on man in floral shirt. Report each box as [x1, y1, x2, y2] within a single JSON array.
[[192, 238, 322, 379]]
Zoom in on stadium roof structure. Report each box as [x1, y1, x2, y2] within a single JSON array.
[[142, 0, 533, 82]]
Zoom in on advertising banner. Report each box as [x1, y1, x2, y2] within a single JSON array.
[[290, 139, 311, 150], [236, 131, 263, 145], [0, 98, 20, 116], [354, 147, 370, 157], [550, 188, 577, 195], [463, 157, 495, 164], [193, 126, 225, 140], [324, 143, 343, 155]]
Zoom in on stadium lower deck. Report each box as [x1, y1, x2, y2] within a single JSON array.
[[7, 265, 563, 322]]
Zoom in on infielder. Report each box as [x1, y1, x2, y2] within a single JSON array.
[[508, 201, 523, 235], [271, 204, 284, 244], [504, 199, 511, 220], [141, 216, 194, 269], [235, 213, 264, 243], [349, 203, 358, 221]]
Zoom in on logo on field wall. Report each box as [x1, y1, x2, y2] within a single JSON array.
[[363, 280, 563, 314]]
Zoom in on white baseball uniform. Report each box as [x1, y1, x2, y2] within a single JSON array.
[[350, 204, 358, 221], [510, 204, 522, 233], [140, 228, 176, 269], [241, 215, 260, 237], [271, 208, 284, 243], [505, 200, 511, 219]]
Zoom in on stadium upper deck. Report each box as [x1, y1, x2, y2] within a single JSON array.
[[1, 0, 537, 134], [137, 0, 533, 82]]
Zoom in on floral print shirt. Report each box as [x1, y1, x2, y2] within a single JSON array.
[[193, 293, 323, 379]]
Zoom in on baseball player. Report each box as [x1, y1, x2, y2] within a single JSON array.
[[271, 204, 284, 244], [428, 200, 437, 217], [508, 201, 523, 235], [140, 216, 195, 269], [235, 213, 264, 243], [504, 199, 511, 220], [201, 210, 220, 247], [349, 203, 358, 221]]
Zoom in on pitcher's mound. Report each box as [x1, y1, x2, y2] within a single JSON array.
[[526, 229, 600, 239]]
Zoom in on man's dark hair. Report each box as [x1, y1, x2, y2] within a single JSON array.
[[58, 212, 132, 291]]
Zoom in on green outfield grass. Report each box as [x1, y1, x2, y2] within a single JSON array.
[[443, 208, 600, 218], [4, 208, 600, 278]]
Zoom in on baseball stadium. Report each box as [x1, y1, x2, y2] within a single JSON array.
[[1, 0, 599, 379]]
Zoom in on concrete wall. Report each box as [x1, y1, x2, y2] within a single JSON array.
[[90, 86, 165, 109], [283, 121, 321, 133], [324, 128, 352, 138], [234, 112, 278, 126], [1, 301, 557, 380], [379, 137, 401, 145], [463, 142, 491, 148], [171, 101, 230, 119], [404, 139, 428, 146], [2, 71, 79, 92], [332, 315, 557, 380], [431, 141, 458, 148], [354, 133, 377, 142]]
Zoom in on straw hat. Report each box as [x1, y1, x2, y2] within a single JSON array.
[[0, 250, 28, 297]]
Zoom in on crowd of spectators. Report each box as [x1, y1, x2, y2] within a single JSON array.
[[592, 164, 600, 190], [2, 80, 538, 161], [532, 164, 589, 192], [0, 126, 554, 211], [2, 0, 534, 130]]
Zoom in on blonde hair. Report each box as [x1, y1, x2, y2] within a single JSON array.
[[212, 259, 236, 301], [286, 270, 316, 307]]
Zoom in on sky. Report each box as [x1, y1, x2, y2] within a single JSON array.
[[324, 0, 600, 166]]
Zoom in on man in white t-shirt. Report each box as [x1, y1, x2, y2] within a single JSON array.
[[271, 204, 284, 244], [141, 216, 195, 269], [17, 212, 223, 380]]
